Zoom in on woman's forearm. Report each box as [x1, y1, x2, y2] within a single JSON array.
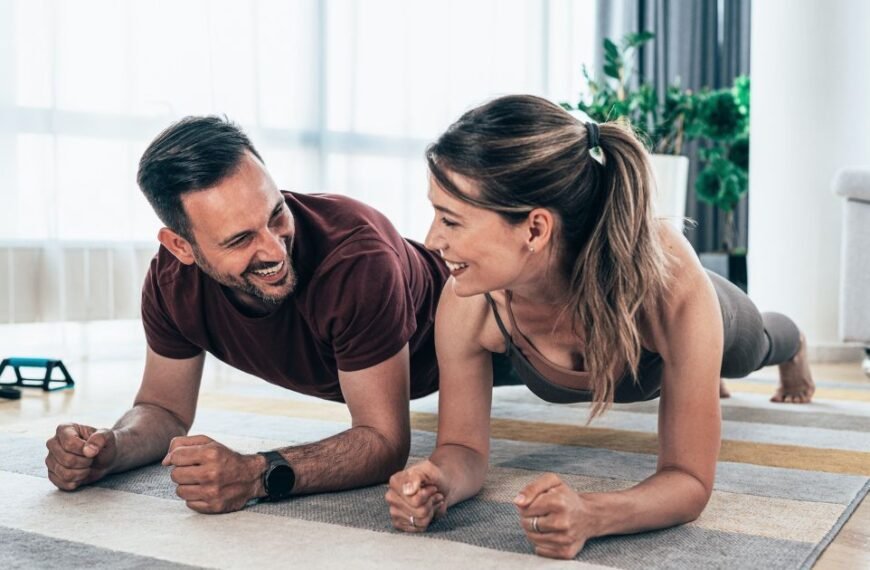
[[429, 443, 489, 506], [584, 467, 711, 538]]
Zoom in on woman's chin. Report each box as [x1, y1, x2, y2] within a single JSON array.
[[450, 277, 487, 298]]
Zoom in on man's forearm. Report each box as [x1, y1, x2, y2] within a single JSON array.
[[261, 426, 408, 496], [109, 403, 189, 474]]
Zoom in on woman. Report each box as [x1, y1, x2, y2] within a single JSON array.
[[384, 95, 815, 559]]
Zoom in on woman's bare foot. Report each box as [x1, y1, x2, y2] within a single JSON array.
[[719, 379, 731, 398], [771, 333, 815, 403]]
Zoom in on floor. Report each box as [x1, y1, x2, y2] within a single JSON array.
[[759, 363, 870, 569], [0, 356, 868, 569]]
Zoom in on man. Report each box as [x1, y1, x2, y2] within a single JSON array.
[[44, 116, 448, 514]]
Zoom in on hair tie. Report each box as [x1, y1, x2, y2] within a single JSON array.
[[585, 122, 606, 166]]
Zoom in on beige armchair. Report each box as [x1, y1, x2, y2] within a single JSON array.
[[833, 168, 870, 377]]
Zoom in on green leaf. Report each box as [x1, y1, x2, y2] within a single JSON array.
[[603, 63, 621, 80], [732, 75, 751, 115], [695, 166, 722, 205], [728, 136, 750, 171], [697, 91, 743, 140], [575, 27, 751, 228], [624, 31, 655, 49]]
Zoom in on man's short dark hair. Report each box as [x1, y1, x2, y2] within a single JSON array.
[[137, 116, 264, 242]]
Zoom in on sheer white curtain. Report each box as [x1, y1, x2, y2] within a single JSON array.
[[0, 0, 596, 324]]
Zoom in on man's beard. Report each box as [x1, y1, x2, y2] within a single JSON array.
[[192, 240, 297, 307]]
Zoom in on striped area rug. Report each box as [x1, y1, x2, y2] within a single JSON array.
[[0, 379, 868, 569]]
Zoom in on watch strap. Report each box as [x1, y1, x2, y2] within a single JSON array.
[[258, 450, 295, 501], [259, 450, 285, 465]]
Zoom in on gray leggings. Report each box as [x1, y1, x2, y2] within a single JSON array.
[[710, 270, 802, 377]]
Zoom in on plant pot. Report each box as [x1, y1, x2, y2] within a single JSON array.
[[699, 251, 747, 293], [649, 154, 689, 232]]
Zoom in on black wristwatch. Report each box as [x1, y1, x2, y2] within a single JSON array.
[[258, 451, 295, 501]]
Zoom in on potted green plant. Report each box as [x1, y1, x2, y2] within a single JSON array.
[[562, 32, 693, 232], [562, 32, 751, 290], [692, 76, 750, 291]]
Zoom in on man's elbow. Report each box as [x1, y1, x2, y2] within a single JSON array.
[[385, 446, 410, 477], [365, 427, 410, 479], [384, 435, 411, 475]]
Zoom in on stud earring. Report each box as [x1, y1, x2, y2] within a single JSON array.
[[528, 246, 535, 253]]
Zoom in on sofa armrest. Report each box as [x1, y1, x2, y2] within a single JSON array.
[[833, 168, 870, 203]]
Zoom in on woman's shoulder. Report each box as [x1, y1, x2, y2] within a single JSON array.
[[639, 221, 717, 352], [654, 220, 712, 300], [436, 285, 507, 355]]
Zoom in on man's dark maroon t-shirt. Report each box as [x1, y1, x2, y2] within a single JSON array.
[[141, 191, 448, 402]]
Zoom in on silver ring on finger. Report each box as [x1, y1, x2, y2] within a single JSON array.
[[532, 516, 540, 533], [409, 514, 417, 528]]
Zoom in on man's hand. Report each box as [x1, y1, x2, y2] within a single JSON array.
[[162, 435, 265, 514], [385, 460, 448, 532], [514, 473, 597, 559], [45, 423, 117, 491]]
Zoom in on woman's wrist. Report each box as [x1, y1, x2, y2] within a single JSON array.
[[430, 447, 485, 505], [577, 491, 624, 539]]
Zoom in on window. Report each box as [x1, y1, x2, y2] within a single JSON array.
[[0, 0, 595, 244]]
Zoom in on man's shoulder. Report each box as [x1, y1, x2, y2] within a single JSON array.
[[285, 191, 390, 222], [287, 190, 412, 269], [286, 191, 403, 241], [286, 189, 447, 301], [310, 239, 404, 294]]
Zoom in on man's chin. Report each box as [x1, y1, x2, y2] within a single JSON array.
[[247, 273, 297, 305], [256, 288, 293, 306]]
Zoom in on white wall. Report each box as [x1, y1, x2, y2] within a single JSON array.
[[749, 0, 870, 360]]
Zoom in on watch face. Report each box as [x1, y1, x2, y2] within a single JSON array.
[[266, 464, 295, 497]]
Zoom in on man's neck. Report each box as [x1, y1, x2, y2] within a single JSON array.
[[222, 286, 278, 318]]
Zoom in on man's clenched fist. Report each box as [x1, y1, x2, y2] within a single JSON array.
[[45, 423, 117, 491]]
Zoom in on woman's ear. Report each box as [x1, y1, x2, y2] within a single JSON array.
[[526, 208, 555, 253]]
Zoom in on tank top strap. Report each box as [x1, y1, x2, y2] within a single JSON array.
[[503, 290, 524, 333], [484, 292, 512, 347]]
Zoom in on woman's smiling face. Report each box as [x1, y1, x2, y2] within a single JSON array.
[[423, 171, 538, 298]]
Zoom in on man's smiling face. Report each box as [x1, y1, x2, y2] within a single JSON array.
[[181, 151, 297, 308]]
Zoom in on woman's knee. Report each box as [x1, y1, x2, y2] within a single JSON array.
[[759, 312, 801, 365]]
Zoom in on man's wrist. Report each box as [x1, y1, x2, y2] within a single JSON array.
[[102, 428, 124, 475], [246, 452, 269, 499]]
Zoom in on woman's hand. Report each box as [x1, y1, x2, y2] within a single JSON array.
[[385, 460, 448, 532], [514, 473, 597, 559]]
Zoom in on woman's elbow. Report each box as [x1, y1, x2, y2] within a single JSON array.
[[683, 479, 714, 522], [662, 465, 714, 522]]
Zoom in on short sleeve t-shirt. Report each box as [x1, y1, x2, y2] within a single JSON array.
[[141, 191, 448, 402]]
